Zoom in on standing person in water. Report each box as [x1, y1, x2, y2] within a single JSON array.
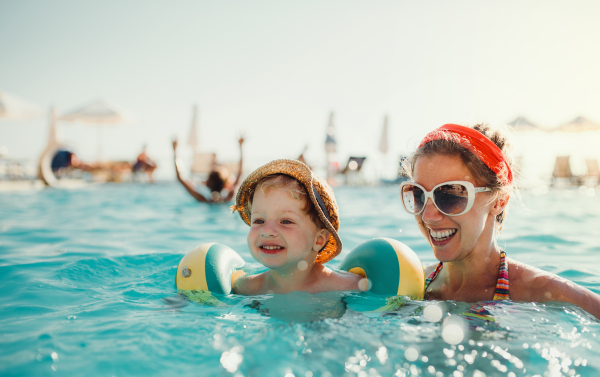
[[132, 144, 157, 183], [172, 137, 244, 203], [399, 123, 600, 319]]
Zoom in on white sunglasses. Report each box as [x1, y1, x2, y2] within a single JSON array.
[[399, 181, 492, 216]]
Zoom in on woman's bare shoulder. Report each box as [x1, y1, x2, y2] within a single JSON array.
[[509, 258, 569, 298], [508, 258, 600, 318]]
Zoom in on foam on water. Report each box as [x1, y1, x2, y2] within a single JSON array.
[[1, 183, 599, 376]]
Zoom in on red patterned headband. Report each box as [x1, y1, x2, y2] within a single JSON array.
[[418, 124, 513, 185]]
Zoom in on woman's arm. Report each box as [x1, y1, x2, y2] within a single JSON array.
[[172, 140, 209, 203], [510, 259, 600, 319]]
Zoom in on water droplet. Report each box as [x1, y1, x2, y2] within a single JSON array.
[[297, 260, 308, 271], [358, 278, 371, 291], [404, 347, 418, 361], [442, 324, 464, 345], [220, 347, 243, 373], [423, 304, 443, 322]]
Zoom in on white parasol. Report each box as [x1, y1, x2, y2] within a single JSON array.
[[188, 104, 199, 153], [0, 89, 43, 120], [379, 115, 389, 154], [59, 99, 135, 160], [325, 112, 337, 154]]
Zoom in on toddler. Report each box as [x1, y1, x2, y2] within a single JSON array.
[[230, 159, 360, 294]]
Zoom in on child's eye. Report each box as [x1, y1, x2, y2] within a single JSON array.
[[281, 219, 294, 225], [253, 219, 264, 224]]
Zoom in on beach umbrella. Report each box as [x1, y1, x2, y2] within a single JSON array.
[[379, 115, 389, 154], [59, 99, 135, 160], [508, 116, 541, 132], [188, 104, 199, 154], [325, 112, 337, 154], [46, 107, 58, 147], [554, 116, 600, 133], [0, 89, 43, 120]]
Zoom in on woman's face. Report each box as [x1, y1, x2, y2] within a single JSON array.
[[412, 154, 501, 263]]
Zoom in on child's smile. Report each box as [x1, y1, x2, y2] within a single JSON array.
[[259, 242, 285, 254]]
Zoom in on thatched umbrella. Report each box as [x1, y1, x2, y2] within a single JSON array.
[[508, 116, 541, 132], [554, 116, 600, 133]]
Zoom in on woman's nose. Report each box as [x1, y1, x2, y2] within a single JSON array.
[[421, 198, 443, 222]]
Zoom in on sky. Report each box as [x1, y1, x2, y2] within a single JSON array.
[[2, 0, 600, 183]]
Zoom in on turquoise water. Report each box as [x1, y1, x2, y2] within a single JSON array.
[[1, 183, 599, 376]]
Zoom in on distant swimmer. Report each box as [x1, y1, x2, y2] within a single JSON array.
[[132, 145, 157, 183], [172, 136, 244, 203], [50, 149, 93, 175]]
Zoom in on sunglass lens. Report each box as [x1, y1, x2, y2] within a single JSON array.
[[402, 185, 425, 214], [434, 184, 469, 215]]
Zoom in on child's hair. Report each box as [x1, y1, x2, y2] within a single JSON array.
[[247, 174, 326, 230], [401, 123, 519, 231]]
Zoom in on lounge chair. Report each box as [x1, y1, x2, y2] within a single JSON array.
[[585, 158, 600, 186], [551, 156, 581, 186], [342, 156, 367, 185]]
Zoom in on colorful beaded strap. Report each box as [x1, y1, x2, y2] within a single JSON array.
[[492, 251, 509, 300], [424, 251, 509, 300]]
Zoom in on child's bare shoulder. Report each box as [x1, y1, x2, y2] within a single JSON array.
[[233, 272, 266, 295], [317, 268, 361, 292]]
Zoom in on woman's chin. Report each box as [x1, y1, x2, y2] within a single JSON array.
[[430, 235, 459, 260]]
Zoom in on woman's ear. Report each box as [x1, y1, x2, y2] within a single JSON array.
[[313, 229, 330, 252], [490, 195, 509, 216]]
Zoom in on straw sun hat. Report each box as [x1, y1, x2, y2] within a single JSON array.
[[231, 159, 342, 264]]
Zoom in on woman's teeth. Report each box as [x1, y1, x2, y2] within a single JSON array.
[[429, 229, 456, 241]]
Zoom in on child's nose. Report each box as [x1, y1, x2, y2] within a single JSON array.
[[260, 221, 277, 237]]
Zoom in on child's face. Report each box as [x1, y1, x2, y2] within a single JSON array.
[[248, 188, 328, 272]]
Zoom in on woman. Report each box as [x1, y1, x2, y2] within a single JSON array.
[[172, 137, 244, 203], [400, 123, 600, 319]]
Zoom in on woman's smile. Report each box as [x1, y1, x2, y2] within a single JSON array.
[[428, 228, 457, 244]]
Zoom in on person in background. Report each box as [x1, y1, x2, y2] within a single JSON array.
[[399, 123, 600, 319], [172, 137, 244, 203], [132, 145, 157, 183], [51, 149, 93, 175]]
